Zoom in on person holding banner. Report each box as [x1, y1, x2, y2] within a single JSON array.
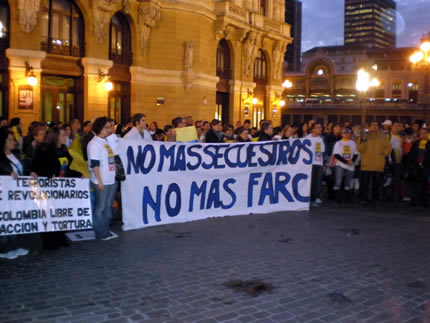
[[87, 117, 118, 241], [307, 122, 326, 207], [0, 130, 30, 259], [31, 127, 83, 249], [204, 119, 224, 143]]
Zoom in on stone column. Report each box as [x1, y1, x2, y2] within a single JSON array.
[[6, 48, 46, 131], [81, 57, 113, 121]]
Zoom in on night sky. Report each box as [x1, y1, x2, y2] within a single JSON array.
[[302, 0, 430, 52]]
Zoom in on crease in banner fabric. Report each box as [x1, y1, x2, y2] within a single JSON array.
[[0, 177, 92, 236], [119, 138, 314, 231]]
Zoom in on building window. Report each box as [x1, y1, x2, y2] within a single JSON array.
[[0, 1, 9, 48], [260, 0, 267, 16], [392, 82, 402, 98], [216, 39, 231, 80], [41, 0, 84, 57], [110, 12, 132, 65], [253, 49, 267, 82]]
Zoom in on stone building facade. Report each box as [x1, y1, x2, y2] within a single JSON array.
[[0, 0, 292, 129]]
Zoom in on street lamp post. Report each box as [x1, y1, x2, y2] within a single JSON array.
[[356, 69, 379, 124], [409, 33, 430, 105]]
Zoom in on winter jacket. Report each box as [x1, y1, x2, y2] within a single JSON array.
[[356, 132, 392, 172]]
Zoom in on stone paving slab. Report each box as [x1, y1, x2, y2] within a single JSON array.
[[1, 203, 430, 322]]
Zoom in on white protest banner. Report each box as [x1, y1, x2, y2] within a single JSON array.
[[119, 139, 313, 231], [0, 176, 92, 236]]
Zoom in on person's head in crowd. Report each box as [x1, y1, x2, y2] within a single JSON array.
[[243, 119, 251, 129], [125, 119, 133, 129], [61, 123, 72, 139], [163, 125, 173, 137], [83, 120, 92, 134], [149, 121, 158, 132], [369, 121, 379, 133], [223, 124, 234, 139], [311, 122, 322, 136], [210, 119, 222, 132], [419, 127, 428, 140], [153, 129, 165, 141], [132, 113, 147, 131], [0, 129, 16, 156], [273, 126, 282, 137], [195, 120, 202, 128], [326, 122, 333, 133], [412, 122, 420, 134], [342, 127, 352, 141], [70, 118, 81, 133], [404, 127, 414, 142], [235, 121, 242, 129], [48, 121, 56, 128], [115, 124, 124, 136], [202, 121, 210, 133], [382, 119, 392, 132], [398, 123, 405, 133], [184, 116, 193, 127], [172, 117, 185, 129], [261, 121, 274, 137], [92, 117, 111, 138], [282, 125, 294, 139], [44, 126, 66, 148], [307, 119, 315, 130], [9, 118, 22, 135], [107, 118, 115, 136], [344, 121, 351, 128], [0, 117, 7, 127], [391, 122, 401, 135], [332, 123, 341, 136], [33, 125, 47, 144], [238, 127, 250, 141], [250, 127, 258, 137], [297, 122, 308, 138]]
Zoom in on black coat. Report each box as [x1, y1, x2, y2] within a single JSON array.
[[0, 152, 25, 176], [258, 132, 273, 142], [31, 143, 82, 178], [205, 129, 223, 143], [408, 140, 430, 176]]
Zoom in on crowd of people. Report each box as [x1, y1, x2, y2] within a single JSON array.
[[0, 114, 429, 259]]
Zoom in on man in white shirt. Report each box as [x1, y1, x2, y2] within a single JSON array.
[[332, 128, 358, 204], [306, 122, 325, 207], [87, 117, 118, 240], [124, 113, 153, 141]]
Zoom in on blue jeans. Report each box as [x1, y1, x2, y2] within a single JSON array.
[[334, 166, 354, 191], [91, 182, 117, 239]]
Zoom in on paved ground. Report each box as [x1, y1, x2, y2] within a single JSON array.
[[1, 202, 430, 323]]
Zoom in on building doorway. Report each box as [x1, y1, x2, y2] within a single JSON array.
[[41, 75, 82, 123]]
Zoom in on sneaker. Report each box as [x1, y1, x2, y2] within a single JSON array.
[[15, 248, 29, 256], [101, 233, 118, 241], [310, 202, 319, 207], [315, 198, 323, 204]]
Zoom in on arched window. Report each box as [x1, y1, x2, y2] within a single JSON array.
[[0, 0, 9, 49], [41, 0, 85, 57], [253, 49, 267, 82], [110, 12, 132, 65], [216, 39, 231, 80]]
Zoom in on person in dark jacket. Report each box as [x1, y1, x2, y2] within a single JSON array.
[[204, 119, 224, 143], [258, 121, 274, 142], [408, 127, 430, 207], [324, 123, 341, 200], [0, 130, 30, 259], [31, 126, 82, 249], [236, 128, 251, 142]]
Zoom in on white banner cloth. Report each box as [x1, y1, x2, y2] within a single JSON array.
[[119, 139, 313, 231], [0, 177, 92, 236]]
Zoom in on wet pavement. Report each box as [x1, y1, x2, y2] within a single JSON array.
[[1, 202, 430, 323]]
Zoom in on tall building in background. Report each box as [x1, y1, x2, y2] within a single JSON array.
[[285, 0, 302, 72], [344, 0, 396, 48]]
